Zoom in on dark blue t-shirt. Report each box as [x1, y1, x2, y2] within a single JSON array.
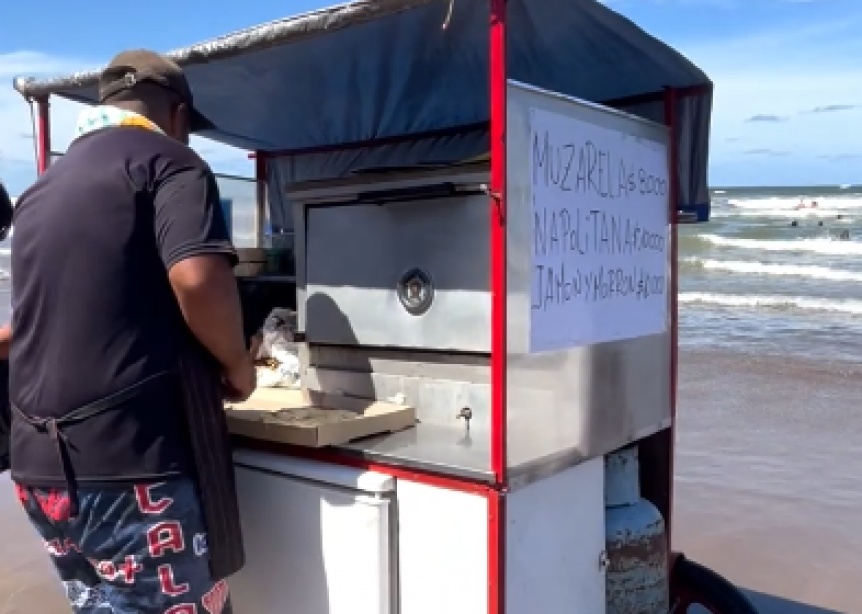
[[9, 126, 236, 487]]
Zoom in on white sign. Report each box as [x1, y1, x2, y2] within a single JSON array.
[[529, 108, 669, 353]]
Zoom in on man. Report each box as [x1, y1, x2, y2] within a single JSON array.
[[9, 50, 254, 613]]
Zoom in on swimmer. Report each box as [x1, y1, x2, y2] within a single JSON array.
[[790, 220, 798, 227]]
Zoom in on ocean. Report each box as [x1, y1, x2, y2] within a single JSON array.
[[672, 184, 862, 613], [2, 182, 860, 360], [680, 184, 862, 363], [0, 184, 861, 612]]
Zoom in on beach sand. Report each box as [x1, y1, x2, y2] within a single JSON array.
[[0, 475, 67, 613], [1, 348, 860, 613], [674, 349, 862, 614]]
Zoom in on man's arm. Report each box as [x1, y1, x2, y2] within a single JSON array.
[[154, 160, 254, 400], [168, 255, 247, 373]]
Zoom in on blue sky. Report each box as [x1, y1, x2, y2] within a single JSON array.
[[0, 0, 859, 194]]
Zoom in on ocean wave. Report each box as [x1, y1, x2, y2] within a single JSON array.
[[679, 292, 862, 315], [727, 196, 862, 210], [710, 207, 859, 219], [683, 258, 862, 282], [697, 234, 862, 255]]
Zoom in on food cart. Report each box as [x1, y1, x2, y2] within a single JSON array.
[[13, 0, 757, 612]]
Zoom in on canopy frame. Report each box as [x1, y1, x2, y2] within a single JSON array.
[[13, 5, 711, 610]]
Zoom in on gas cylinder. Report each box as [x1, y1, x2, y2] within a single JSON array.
[[604, 446, 669, 614]]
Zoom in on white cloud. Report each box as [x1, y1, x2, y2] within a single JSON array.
[[0, 51, 252, 195]]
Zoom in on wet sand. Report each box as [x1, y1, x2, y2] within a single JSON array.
[[674, 349, 862, 614], [1, 348, 861, 613], [0, 474, 67, 613]]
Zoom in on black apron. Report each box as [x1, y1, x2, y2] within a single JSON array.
[[11, 339, 245, 581], [176, 335, 246, 581], [12, 372, 172, 516]]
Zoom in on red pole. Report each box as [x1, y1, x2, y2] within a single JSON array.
[[489, 0, 507, 489], [488, 1, 507, 613], [35, 97, 51, 175], [662, 87, 679, 545]]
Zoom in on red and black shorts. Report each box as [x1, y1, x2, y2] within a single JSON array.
[[15, 479, 231, 614]]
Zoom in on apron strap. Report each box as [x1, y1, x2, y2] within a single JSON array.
[[12, 370, 174, 517]]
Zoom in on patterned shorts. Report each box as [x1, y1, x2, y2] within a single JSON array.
[[15, 479, 231, 614]]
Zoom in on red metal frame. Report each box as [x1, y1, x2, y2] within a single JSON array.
[[488, 0, 508, 490], [234, 436, 493, 495], [663, 86, 680, 544], [35, 97, 52, 175], [488, 1, 508, 613], [486, 488, 505, 614]]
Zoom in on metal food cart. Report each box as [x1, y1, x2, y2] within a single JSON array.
[[13, 0, 757, 612]]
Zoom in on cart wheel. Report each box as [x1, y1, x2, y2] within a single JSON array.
[[670, 555, 759, 613]]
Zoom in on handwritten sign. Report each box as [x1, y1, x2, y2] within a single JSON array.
[[529, 108, 669, 353]]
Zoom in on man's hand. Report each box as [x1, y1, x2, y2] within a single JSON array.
[[222, 354, 256, 403]]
